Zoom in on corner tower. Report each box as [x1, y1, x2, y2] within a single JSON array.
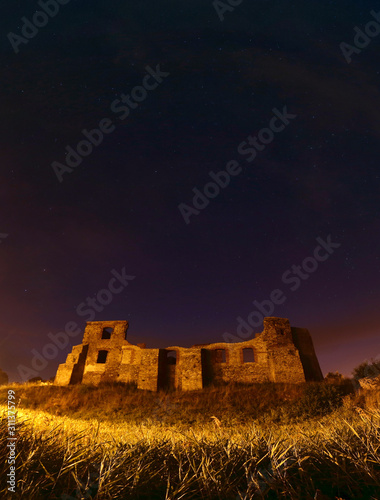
[[55, 320, 132, 385]]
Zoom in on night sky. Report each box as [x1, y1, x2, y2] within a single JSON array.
[[1, 0, 380, 382]]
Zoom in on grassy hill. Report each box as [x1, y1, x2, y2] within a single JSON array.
[[1, 381, 379, 499], [0, 380, 355, 425]]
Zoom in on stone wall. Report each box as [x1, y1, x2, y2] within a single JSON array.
[[55, 344, 88, 385], [137, 349, 160, 391], [174, 348, 203, 391], [54, 317, 324, 390], [291, 327, 324, 381]]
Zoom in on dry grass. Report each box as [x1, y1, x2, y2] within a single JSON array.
[[0, 380, 354, 425], [0, 382, 379, 499]]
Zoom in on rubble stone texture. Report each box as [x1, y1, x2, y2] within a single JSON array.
[[54, 317, 323, 390]]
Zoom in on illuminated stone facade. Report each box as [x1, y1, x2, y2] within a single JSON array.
[[54, 317, 323, 390]]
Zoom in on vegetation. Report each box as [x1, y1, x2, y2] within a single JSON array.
[[0, 381, 379, 499], [0, 380, 354, 425], [352, 359, 380, 380]]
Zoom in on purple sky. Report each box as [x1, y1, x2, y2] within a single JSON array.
[[1, 0, 379, 381]]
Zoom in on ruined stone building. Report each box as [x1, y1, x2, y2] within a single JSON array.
[[54, 317, 323, 390]]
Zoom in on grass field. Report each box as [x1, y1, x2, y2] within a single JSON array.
[[1, 381, 379, 499]]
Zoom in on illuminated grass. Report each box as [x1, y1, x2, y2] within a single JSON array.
[[0, 384, 379, 499]]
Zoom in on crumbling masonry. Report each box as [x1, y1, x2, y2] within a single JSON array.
[[54, 317, 323, 390]]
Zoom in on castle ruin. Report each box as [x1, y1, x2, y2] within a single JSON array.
[[54, 317, 323, 390]]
